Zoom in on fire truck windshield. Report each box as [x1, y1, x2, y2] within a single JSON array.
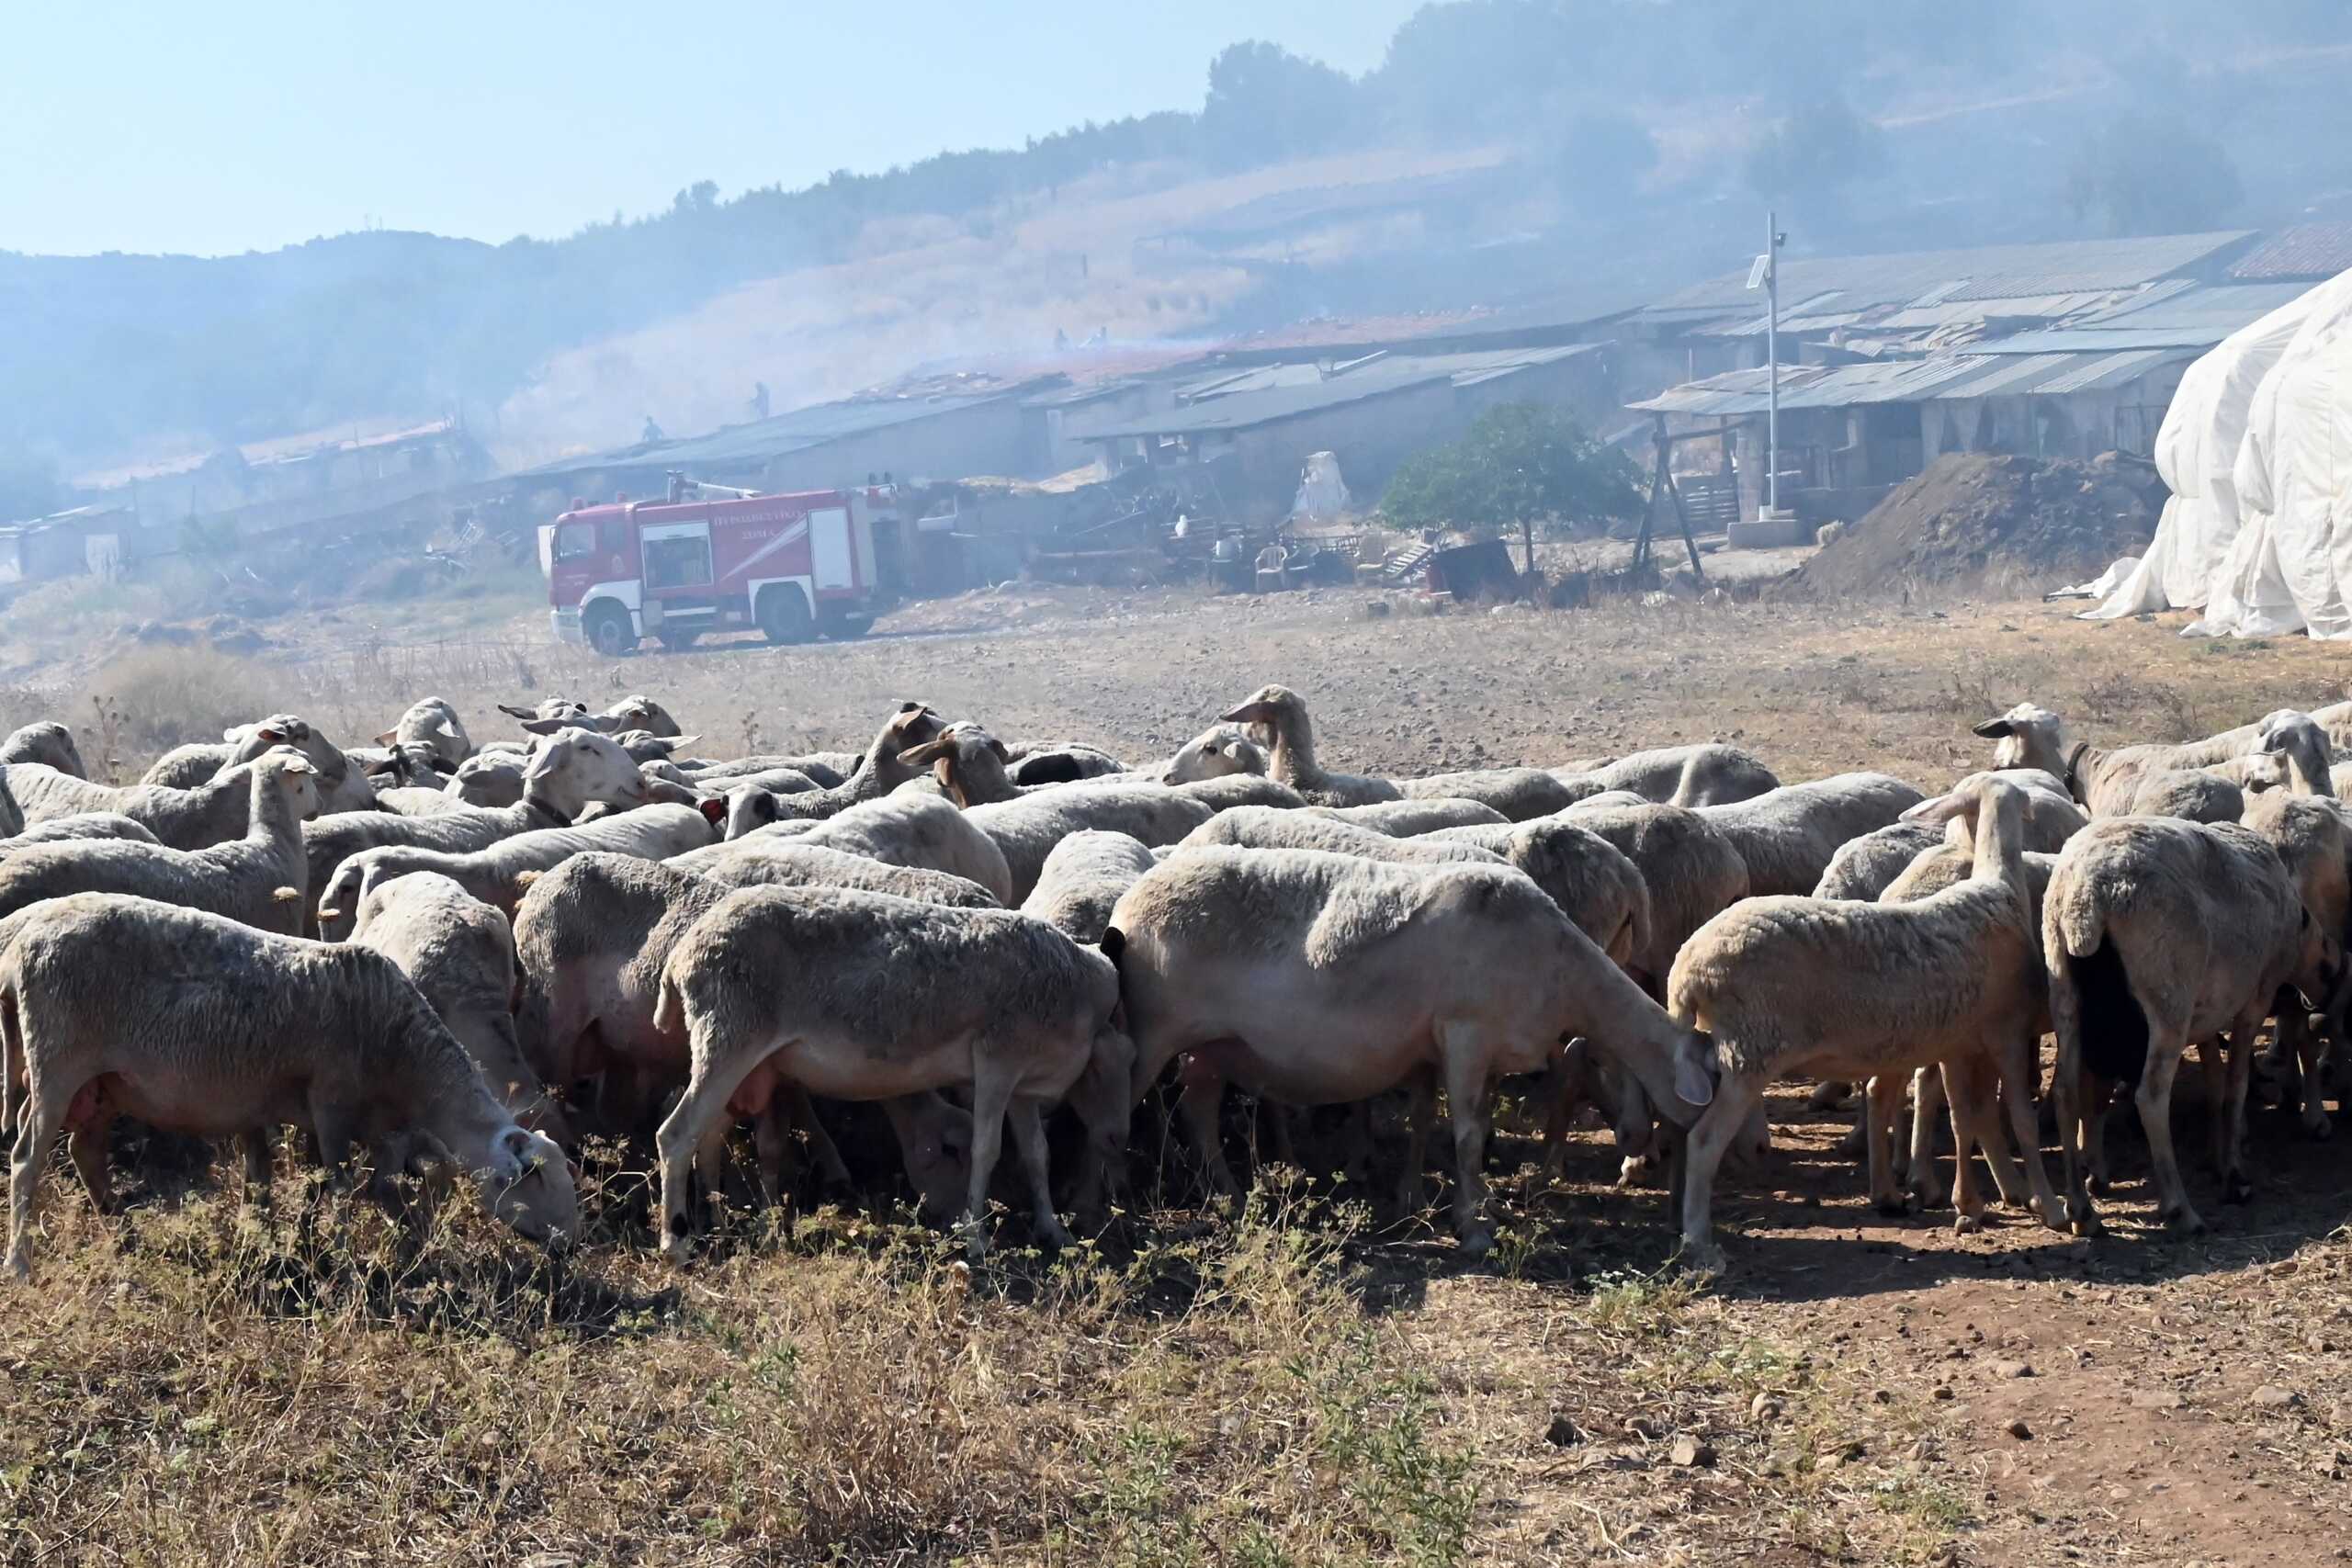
[[552, 521, 597, 561]]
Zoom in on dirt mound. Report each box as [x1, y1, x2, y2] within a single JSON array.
[[1792, 452, 2160, 598]]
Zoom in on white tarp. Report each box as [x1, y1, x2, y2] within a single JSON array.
[[1289, 451, 1351, 525], [2082, 282, 2323, 626]]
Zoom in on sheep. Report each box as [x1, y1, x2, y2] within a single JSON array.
[[316, 802, 717, 926], [1306, 798, 1509, 834], [373, 695, 472, 767], [508, 854, 972, 1213], [0, 893, 574, 1280], [0, 750, 321, 935], [690, 841, 1001, 908], [1002, 740, 1127, 784], [302, 728, 655, 939], [1168, 774, 1305, 812], [1423, 819, 1651, 972], [3, 753, 300, 852], [1693, 773, 1927, 897], [1104, 847, 1716, 1253], [376, 784, 465, 817], [684, 752, 855, 788], [606, 729, 703, 765], [445, 750, 527, 807], [1019, 830, 1159, 944], [686, 793, 1016, 905], [1218, 684, 1401, 806], [501, 694, 681, 738], [141, 714, 354, 795], [1814, 823, 1946, 901], [2238, 790, 2352, 1139], [1553, 743, 1781, 807], [2119, 769, 2245, 824], [1179, 806, 1501, 870], [2217, 710, 2336, 798], [1976, 702, 2250, 819], [1666, 777, 2065, 1272], [1388, 766, 1570, 820], [1562, 788, 1650, 812], [1, 813, 158, 852], [347, 873, 541, 1128], [0, 723, 84, 777], [2043, 814, 2339, 1237], [898, 723, 1046, 807], [356, 741, 457, 793], [723, 703, 947, 831], [1151, 725, 1268, 784], [650, 884, 1135, 1258], [964, 785, 1215, 902]]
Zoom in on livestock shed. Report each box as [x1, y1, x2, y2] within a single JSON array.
[[1075, 344, 1613, 525]]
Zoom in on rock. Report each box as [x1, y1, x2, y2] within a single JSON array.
[[1992, 1359, 2035, 1380], [2007, 1418, 2034, 1440], [1670, 1435, 1715, 1469], [1931, 1384, 1955, 1401], [2132, 1389, 2187, 1411], [1750, 1393, 1784, 1425], [1819, 1438, 1866, 1467], [2250, 1384, 2301, 1410], [1544, 1415, 1582, 1448], [1363, 599, 1392, 619]]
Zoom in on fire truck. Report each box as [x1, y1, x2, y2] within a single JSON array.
[[539, 476, 898, 655]]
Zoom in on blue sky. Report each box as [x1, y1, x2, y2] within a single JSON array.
[[1, 1, 1427, 257]]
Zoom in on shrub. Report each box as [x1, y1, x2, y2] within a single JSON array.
[[79, 646, 276, 777]]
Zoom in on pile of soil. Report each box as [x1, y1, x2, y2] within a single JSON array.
[[1792, 451, 2161, 597]]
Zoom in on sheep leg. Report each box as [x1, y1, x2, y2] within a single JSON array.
[[238, 1130, 275, 1210], [651, 1053, 770, 1263], [65, 1111, 116, 1217], [1396, 1069, 1435, 1223], [2082, 1071, 2114, 1195], [2279, 1006, 2332, 1141], [2049, 973, 2097, 1236], [1538, 1046, 1579, 1179], [1994, 1036, 2066, 1232], [1907, 1066, 1949, 1200], [1174, 1057, 1238, 1200], [1808, 1079, 1852, 1111], [2134, 1031, 2202, 1235], [1675, 1072, 1762, 1276], [1864, 1073, 1907, 1215], [1007, 1098, 1073, 1248], [9, 1074, 74, 1282], [752, 1110, 793, 1211], [961, 1058, 1018, 1262], [2220, 1010, 2262, 1205], [786, 1087, 854, 1188], [2197, 1036, 2231, 1177], [695, 1122, 739, 1219], [1437, 1039, 1494, 1258]]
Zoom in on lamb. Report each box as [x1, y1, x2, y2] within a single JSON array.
[[1553, 743, 1781, 807], [1103, 846, 1717, 1253], [0, 723, 84, 777], [723, 703, 947, 830], [508, 854, 971, 1213], [1019, 830, 1159, 944], [0, 893, 574, 1280], [1306, 798, 1509, 834], [347, 873, 542, 1128], [2043, 814, 2338, 1236], [650, 884, 1135, 1258], [1218, 684, 1401, 806], [316, 802, 717, 925], [141, 714, 354, 795], [0, 750, 321, 935], [3, 753, 300, 852], [373, 695, 472, 767], [685, 793, 1016, 905], [1666, 776, 2066, 1272], [1692, 773, 1927, 896], [964, 785, 1215, 902], [302, 728, 654, 939]]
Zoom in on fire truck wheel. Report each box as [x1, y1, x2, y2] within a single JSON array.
[[584, 604, 636, 657], [758, 585, 815, 646]]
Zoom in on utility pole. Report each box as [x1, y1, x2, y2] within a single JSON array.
[[1766, 208, 1781, 516]]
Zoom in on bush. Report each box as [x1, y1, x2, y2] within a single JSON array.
[[79, 646, 276, 778]]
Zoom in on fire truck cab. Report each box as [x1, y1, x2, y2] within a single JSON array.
[[540, 477, 897, 655]]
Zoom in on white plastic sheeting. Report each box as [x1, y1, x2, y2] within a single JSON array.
[[1289, 451, 1351, 524], [2088, 282, 2324, 629]]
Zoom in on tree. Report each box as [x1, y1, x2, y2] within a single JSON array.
[[1540, 105, 1659, 215], [1200, 41, 1359, 169], [1743, 96, 1887, 206], [1381, 402, 1644, 569], [2065, 113, 2244, 236]]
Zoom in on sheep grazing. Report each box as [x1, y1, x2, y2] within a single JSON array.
[[1151, 725, 1268, 784], [1104, 846, 1716, 1254], [650, 884, 1135, 1258], [142, 714, 352, 795], [1667, 776, 2065, 1272], [316, 801, 717, 926], [303, 728, 654, 939], [2043, 815, 2338, 1236], [3, 752, 301, 852], [964, 785, 1215, 902], [1554, 743, 1781, 808], [724, 702, 947, 830], [1219, 684, 1401, 806], [508, 854, 970, 1212], [691, 793, 1016, 905], [1693, 773, 1927, 897], [347, 873, 541, 1126], [0, 750, 322, 935], [1020, 830, 1159, 944], [374, 696, 472, 768], [0, 723, 85, 777], [1306, 798, 1509, 834], [0, 893, 574, 1280]]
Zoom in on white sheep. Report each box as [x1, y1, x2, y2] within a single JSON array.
[[1554, 743, 1781, 807], [1692, 773, 1926, 896], [722, 703, 946, 831], [0, 893, 574, 1280], [1667, 776, 2065, 1271], [0, 723, 84, 777], [373, 695, 472, 768], [651, 884, 1135, 1258], [1019, 830, 1159, 945], [2043, 814, 2339, 1236], [1152, 725, 1267, 784], [1306, 798, 1508, 834], [684, 792, 1016, 905], [348, 873, 541, 1128], [1976, 702, 2247, 820], [0, 750, 321, 935], [1218, 685, 1401, 806], [317, 801, 718, 925], [4, 752, 302, 852]]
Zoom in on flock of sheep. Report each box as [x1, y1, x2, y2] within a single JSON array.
[[0, 674, 2346, 1282]]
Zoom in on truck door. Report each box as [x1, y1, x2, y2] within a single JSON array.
[[808, 505, 855, 592], [640, 522, 714, 592]]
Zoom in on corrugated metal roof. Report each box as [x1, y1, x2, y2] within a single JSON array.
[[516, 390, 1017, 480], [1641, 231, 2256, 318], [2075, 281, 2315, 333], [1078, 344, 1603, 438], [2228, 222, 2352, 281], [1629, 345, 2195, 415]]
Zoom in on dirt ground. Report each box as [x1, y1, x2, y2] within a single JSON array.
[[6, 578, 2352, 1565]]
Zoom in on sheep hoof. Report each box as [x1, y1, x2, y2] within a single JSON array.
[[2159, 1205, 2206, 1235], [1873, 1195, 1910, 1219], [1908, 1183, 1948, 1213], [2224, 1174, 2255, 1206], [1616, 1156, 1650, 1188], [1952, 1212, 1984, 1235], [2069, 1207, 2103, 1239], [1676, 1240, 1728, 1279]]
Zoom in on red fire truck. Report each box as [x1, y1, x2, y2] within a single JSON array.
[[539, 477, 898, 655]]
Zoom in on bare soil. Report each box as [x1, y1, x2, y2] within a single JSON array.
[[6, 579, 2352, 1565]]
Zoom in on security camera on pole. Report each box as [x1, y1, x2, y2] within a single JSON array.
[[1734, 213, 1803, 547]]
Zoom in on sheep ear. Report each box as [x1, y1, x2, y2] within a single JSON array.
[[1900, 793, 1967, 827], [221, 727, 242, 741], [431, 719, 464, 743], [374, 728, 400, 747], [986, 735, 1012, 764], [898, 738, 955, 767], [519, 717, 569, 736], [363, 755, 400, 777], [1673, 1031, 1717, 1108], [698, 796, 727, 828], [1220, 702, 1272, 724], [497, 704, 538, 721], [668, 734, 700, 750], [1971, 718, 2016, 739], [404, 1128, 457, 1177]]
